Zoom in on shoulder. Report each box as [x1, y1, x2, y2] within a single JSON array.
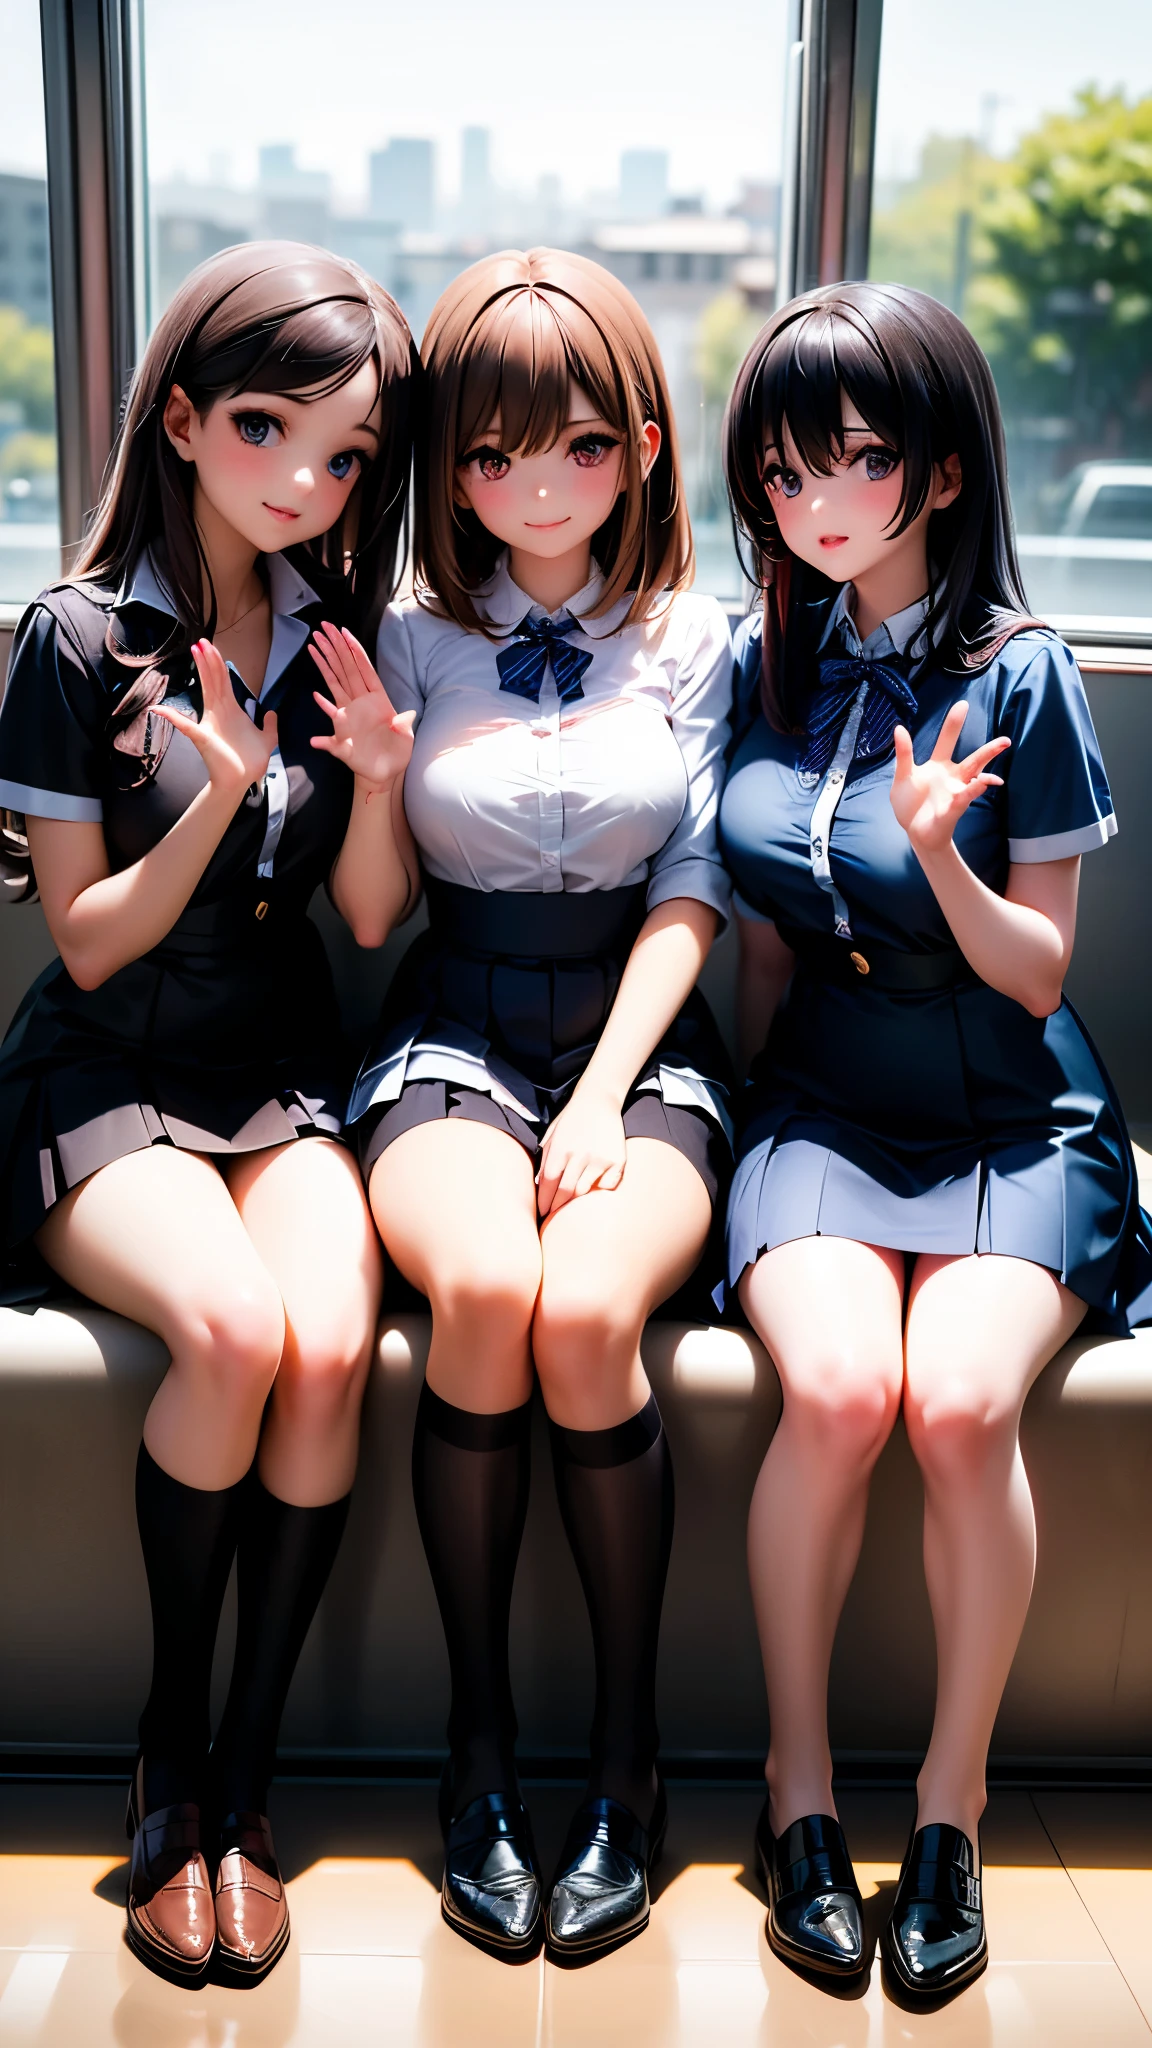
[[652, 590, 733, 680], [979, 627, 1088, 717], [8, 581, 114, 689], [732, 607, 764, 671]]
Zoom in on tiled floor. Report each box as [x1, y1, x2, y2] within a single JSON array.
[[0, 1781, 1148, 2044]]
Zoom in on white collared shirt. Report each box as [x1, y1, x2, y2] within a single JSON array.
[[376, 557, 733, 920]]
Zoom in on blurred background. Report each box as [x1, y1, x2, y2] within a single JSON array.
[[1, 0, 1149, 623]]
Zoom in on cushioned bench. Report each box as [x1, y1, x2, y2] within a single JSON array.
[[2, 1300, 1150, 1771]]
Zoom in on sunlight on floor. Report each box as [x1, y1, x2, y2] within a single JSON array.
[[0, 1787, 1147, 2045]]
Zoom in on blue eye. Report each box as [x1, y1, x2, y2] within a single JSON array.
[[235, 412, 277, 446], [767, 464, 802, 499], [864, 447, 898, 481], [328, 450, 359, 481]]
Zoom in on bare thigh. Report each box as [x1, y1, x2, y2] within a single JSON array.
[[739, 1235, 906, 1422], [369, 1117, 543, 1410], [904, 1251, 1088, 1440], [533, 1137, 713, 1428], [225, 1138, 382, 1372], [36, 1143, 283, 1352]]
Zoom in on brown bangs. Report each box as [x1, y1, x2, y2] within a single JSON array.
[[415, 247, 693, 634]]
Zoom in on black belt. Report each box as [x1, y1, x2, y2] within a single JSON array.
[[778, 926, 979, 993], [424, 877, 646, 961], [158, 891, 312, 954]]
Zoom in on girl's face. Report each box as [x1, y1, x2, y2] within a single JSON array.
[[162, 358, 384, 555], [454, 381, 659, 565], [762, 395, 959, 586]]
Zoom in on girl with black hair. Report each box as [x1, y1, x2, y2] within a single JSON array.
[[719, 281, 1151, 2001], [0, 242, 419, 1987]]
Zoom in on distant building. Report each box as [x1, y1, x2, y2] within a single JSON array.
[[149, 177, 256, 312], [370, 140, 435, 233], [619, 150, 669, 220], [0, 173, 51, 327], [460, 127, 492, 225]]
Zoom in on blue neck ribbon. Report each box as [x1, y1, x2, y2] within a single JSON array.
[[496, 611, 593, 706], [799, 654, 918, 781]]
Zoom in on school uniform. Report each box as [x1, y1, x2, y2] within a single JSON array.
[[0, 550, 355, 1280], [348, 556, 735, 1206], [720, 588, 1152, 1330]]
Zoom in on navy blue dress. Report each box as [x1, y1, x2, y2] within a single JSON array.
[[719, 598, 1152, 1334]]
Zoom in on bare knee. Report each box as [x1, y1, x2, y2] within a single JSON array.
[[432, 1248, 540, 1356], [272, 1313, 376, 1429], [532, 1272, 642, 1409], [171, 1279, 285, 1409], [904, 1368, 1020, 1484], [779, 1353, 901, 1470]]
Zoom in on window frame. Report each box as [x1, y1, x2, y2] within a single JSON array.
[[2, 0, 1148, 677]]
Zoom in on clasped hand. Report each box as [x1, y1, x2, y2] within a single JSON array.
[[536, 1084, 627, 1218], [309, 623, 415, 792], [153, 638, 278, 800], [890, 700, 1010, 856]]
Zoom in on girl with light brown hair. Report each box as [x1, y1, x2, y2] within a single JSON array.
[[315, 246, 735, 1961]]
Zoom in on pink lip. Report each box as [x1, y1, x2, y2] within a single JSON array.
[[524, 516, 571, 530], [819, 534, 848, 548], [264, 503, 301, 522]]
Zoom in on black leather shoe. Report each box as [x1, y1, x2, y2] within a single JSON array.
[[756, 1802, 865, 1976], [440, 1780, 542, 1957], [881, 1823, 986, 2000], [546, 1781, 668, 1961]]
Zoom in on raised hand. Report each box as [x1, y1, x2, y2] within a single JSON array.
[[153, 638, 277, 801], [536, 1084, 627, 1219], [309, 623, 415, 793], [890, 701, 1010, 857]]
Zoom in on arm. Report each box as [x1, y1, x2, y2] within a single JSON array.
[[27, 639, 277, 991], [891, 701, 1077, 1017], [736, 913, 796, 1074], [309, 625, 421, 945], [536, 896, 717, 1216]]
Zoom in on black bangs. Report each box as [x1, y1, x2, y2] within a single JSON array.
[[723, 281, 1035, 730], [758, 296, 943, 537]]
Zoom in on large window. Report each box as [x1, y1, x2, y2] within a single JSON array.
[[0, 3, 59, 607], [141, 0, 790, 600], [870, 0, 1152, 631]]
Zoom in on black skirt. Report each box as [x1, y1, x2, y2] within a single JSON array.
[[0, 896, 348, 1276]]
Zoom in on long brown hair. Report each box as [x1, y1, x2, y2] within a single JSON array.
[[75, 241, 420, 645], [415, 247, 693, 634], [723, 282, 1037, 730]]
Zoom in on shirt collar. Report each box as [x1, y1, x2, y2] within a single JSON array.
[[820, 583, 933, 663], [474, 552, 616, 635], [114, 548, 320, 700]]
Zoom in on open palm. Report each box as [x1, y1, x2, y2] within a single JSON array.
[[891, 701, 1011, 856], [309, 623, 415, 792]]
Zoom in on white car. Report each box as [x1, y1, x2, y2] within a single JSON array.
[[1018, 462, 1152, 626]]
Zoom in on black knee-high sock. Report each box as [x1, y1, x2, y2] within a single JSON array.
[[209, 1478, 350, 1824], [411, 1382, 533, 1817], [135, 1442, 246, 1811], [549, 1393, 674, 1825]]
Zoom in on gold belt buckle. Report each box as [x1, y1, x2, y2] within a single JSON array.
[[849, 950, 870, 976], [255, 901, 269, 921]]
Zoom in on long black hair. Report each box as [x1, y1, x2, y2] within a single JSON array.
[[75, 241, 421, 647], [723, 281, 1037, 730]]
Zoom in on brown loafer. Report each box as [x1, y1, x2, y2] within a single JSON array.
[[125, 1760, 215, 1987], [213, 1811, 291, 1986]]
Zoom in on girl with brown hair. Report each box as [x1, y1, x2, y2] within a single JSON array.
[[317, 246, 734, 1961], [0, 242, 419, 1986]]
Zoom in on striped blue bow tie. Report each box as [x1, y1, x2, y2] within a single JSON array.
[[496, 611, 593, 705], [799, 654, 918, 780]]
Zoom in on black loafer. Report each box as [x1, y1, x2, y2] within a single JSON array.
[[440, 1786, 542, 1956], [881, 1823, 986, 1999], [547, 1782, 668, 1961], [756, 1802, 865, 1976]]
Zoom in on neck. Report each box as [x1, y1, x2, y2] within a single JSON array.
[[191, 480, 263, 628], [848, 534, 931, 642], [507, 539, 593, 615]]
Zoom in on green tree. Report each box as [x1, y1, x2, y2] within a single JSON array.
[[975, 90, 1152, 446], [0, 308, 56, 435]]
